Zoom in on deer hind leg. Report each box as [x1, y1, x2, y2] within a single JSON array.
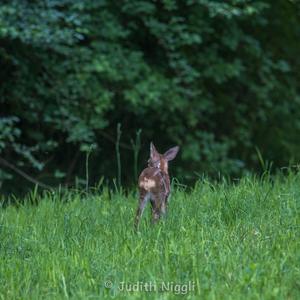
[[150, 192, 166, 223], [161, 192, 170, 216], [134, 189, 150, 230]]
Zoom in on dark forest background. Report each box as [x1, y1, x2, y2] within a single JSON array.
[[1, 0, 300, 193]]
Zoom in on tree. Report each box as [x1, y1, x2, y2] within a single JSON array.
[[1, 0, 299, 192]]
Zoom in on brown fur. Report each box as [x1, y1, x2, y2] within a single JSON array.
[[134, 143, 179, 230]]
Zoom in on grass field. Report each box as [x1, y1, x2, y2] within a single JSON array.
[[0, 173, 299, 299]]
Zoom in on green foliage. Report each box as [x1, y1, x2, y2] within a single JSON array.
[[1, 0, 300, 190], [0, 174, 299, 298]]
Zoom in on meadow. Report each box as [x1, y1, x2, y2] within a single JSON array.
[[0, 173, 299, 299]]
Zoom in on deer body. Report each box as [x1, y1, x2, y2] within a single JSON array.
[[134, 142, 179, 229]]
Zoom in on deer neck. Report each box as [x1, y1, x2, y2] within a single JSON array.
[[160, 159, 168, 175]]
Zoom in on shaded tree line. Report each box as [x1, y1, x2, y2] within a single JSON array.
[[1, 0, 300, 192]]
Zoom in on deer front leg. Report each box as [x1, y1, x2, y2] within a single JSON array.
[[134, 189, 149, 230]]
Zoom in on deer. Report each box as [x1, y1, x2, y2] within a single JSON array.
[[134, 142, 179, 230]]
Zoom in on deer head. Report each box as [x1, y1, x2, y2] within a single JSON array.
[[148, 142, 179, 174]]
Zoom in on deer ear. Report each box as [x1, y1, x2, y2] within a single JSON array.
[[150, 142, 159, 160], [163, 146, 179, 161]]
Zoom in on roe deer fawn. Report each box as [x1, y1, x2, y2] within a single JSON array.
[[134, 142, 179, 230]]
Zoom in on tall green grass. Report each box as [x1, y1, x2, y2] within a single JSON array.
[[0, 173, 299, 299]]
